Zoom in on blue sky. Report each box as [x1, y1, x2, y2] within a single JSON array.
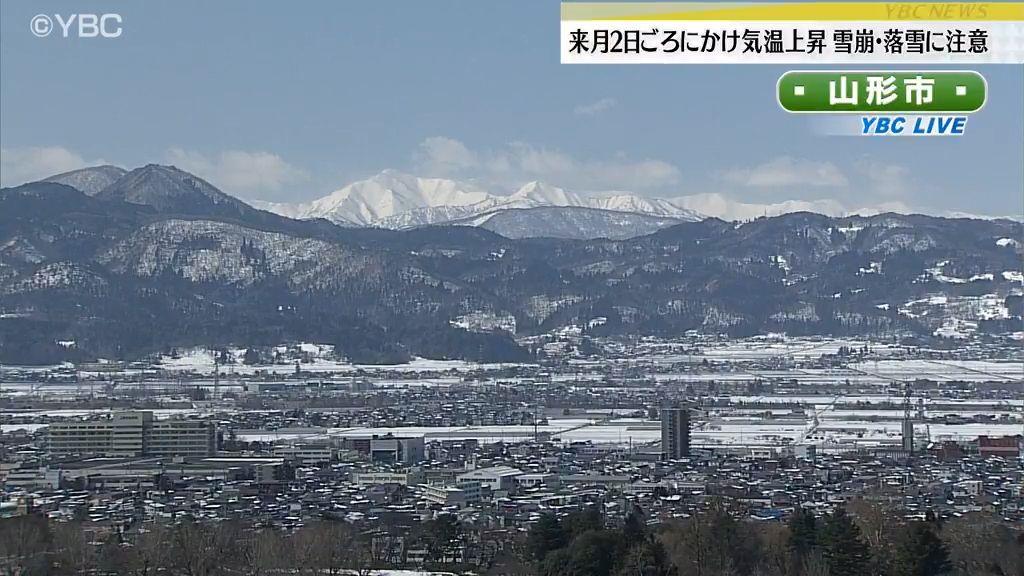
[[1, 0, 1021, 216]]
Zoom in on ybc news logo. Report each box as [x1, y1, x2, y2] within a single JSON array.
[[30, 13, 123, 38], [778, 71, 986, 136]]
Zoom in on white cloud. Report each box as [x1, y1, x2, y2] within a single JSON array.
[[574, 97, 617, 117], [165, 148, 308, 199], [416, 137, 477, 173], [721, 156, 849, 188], [0, 146, 103, 187], [672, 192, 913, 221], [414, 137, 680, 191], [855, 158, 912, 197]]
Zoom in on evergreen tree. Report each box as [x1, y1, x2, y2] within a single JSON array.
[[540, 529, 618, 576], [820, 507, 871, 576], [564, 506, 604, 537], [243, 347, 261, 365], [788, 506, 818, 562], [622, 508, 648, 548], [892, 522, 952, 576], [528, 512, 569, 563]]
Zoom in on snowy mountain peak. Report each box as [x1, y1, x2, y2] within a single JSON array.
[[510, 181, 585, 207], [41, 165, 127, 196], [299, 170, 493, 226], [253, 170, 706, 234], [589, 193, 704, 221]]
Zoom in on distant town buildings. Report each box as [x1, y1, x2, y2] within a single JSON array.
[[1, 334, 1021, 558]]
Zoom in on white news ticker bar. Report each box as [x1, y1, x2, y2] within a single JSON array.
[[561, 21, 1024, 64]]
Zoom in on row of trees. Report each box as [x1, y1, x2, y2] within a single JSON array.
[[526, 502, 1024, 576], [1, 502, 1021, 576], [0, 511, 516, 576], [0, 516, 379, 576]]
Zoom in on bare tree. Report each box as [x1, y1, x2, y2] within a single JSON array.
[[99, 525, 172, 576], [231, 525, 283, 576], [288, 521, 366, 576], [800, 550, 831, 576], [846, 499, 894, 551], [164, 520, 235, 576], [50, 522, 99, 575], [941, 514, 1023, 576], [0, 515, 52, 576]]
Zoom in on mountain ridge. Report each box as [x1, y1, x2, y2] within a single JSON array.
[[42, 165, 127, 196], [252, 170, 705, 231], [2, 176, 1021, 365], [27, 164, 1018, 232]]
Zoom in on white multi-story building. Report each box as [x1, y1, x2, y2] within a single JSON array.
[[273, 443, 333, 465], [419, 482, 481, 508], [47, 411, 216, 458]]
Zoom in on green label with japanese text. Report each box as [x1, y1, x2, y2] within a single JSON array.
[[778, 71, 986, 113]]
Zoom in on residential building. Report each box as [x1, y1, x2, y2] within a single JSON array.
[[661, 405, 690, 459]]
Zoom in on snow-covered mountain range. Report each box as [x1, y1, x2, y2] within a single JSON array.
[[250, 170, 962, 230], [4, 171, 1022, 363], [25, 166, 1015, 241], [252, 170, 705, 229]]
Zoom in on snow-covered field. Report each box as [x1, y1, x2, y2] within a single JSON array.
[[849, 359, 1023, 382], [154, 346, 526, 375], [234, 411, 1022, 449]]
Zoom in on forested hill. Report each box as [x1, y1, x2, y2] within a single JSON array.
[[1, 179, 1021, 364]]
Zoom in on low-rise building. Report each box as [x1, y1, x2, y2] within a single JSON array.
[[516, 473, 559, 489], [352, 471, 417, 486], [419, 482, 481, 508], [342, 435, 425, 465], [273, 443, 333, 465], [3, 467, 62, 491], [457, 466, 523, 492], [978, 435, 1022, 459]]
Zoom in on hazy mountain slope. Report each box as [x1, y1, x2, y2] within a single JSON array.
[[41, 165, 127, 196], [98, 164, 257, 215], [449, 206, 687, 239]]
